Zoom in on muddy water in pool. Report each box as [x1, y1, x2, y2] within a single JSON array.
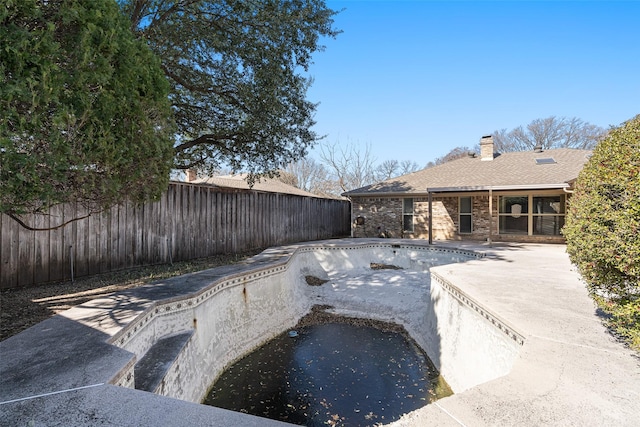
[[202, 322, 452, 426]]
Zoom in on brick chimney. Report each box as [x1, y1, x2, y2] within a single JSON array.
[[185, 169, 197, 182], [480, 135, 494, 161]]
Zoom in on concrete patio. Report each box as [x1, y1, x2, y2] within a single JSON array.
[[392, 241, 640, 426]]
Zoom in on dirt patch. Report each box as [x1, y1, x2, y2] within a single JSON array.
[[370, 263, 403, 270], [0, 250, 263, 342], [305, 275, 329, 286], [295, 305, 406, 335]]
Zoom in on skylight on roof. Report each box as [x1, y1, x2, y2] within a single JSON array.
[[535, 158, 556, 165]]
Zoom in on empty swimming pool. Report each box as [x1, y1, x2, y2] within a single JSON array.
[[105, 241, 522, 413]]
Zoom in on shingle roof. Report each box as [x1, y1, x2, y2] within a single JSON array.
[[343, 148, 592, 196], [191, 174, 322, 198]]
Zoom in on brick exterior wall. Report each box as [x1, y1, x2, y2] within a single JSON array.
[[351, 197, 403, 238], [350, 194, 566, 243], [351, 196, 461, 240]]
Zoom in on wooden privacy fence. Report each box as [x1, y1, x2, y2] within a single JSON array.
[[0, 182, 351, 289]]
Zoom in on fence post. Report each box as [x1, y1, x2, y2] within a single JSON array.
[[69, 245, 74, 283]]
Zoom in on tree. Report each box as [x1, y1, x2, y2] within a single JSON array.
[[398, 160, 421, 176], [283, 157, 335, 196], [121, 0, 341, 179], [281, 141, 424, 198], [492, 116, 607, 152], [275, 170, 299, 187], [374, 160, 420, 181], [563, 115, 640, 350], [1, 0, 174, 222], [375, 160, 400, 181], [319, 141, 377, 194], [430, 146, 476, 167]]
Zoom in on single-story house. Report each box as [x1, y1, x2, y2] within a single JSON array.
[[342, 136, 592, 243]]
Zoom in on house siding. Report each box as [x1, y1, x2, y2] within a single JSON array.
[[350, 192, 566, 243]]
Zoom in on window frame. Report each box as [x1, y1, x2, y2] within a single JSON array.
[[498, 193, 566, 236], [532, 195, 566, 235], [402, 197, 414, 233], [459, 196, 472, 234], [498, 195, 529, 235]]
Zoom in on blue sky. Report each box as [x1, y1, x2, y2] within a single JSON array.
[[304, 0, 640, 167]]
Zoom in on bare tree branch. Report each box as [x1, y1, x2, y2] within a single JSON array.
[[6, 211, 93, 231], [492, 116, 607, 152], [319, 140, 377, 193]]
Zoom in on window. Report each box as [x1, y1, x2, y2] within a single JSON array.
[[499, 195, 566, 235], [459, 196, 472, 233], [499, 196, 529, 235], [535, 158, 556, 165], [533, 196, 565, 235], [403, 198, 414, 232]]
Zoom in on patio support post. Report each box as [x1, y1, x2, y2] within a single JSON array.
[[349, 197, 354, 237], [488, 188, 493, 245], [428, 190, 433, 244]]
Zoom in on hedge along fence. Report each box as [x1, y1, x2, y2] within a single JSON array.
[[0, 182, 351, 289]]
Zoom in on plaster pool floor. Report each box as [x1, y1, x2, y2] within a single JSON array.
[[306, 268, 432, 331]]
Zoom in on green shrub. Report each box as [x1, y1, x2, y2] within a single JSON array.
[[0, 0, 174, 216], [564, 115, 640, 350]]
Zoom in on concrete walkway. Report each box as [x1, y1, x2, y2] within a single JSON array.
[[1, 239, 638, 426]]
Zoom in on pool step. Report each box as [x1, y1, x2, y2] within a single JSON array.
[[134, 330, 194, 393]]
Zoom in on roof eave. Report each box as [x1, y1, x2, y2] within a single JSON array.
[[427, 183, 571, 193], [342, 190, 419, 198], [344, 183, 571, 197]]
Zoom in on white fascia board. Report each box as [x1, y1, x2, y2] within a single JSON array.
[[426, 183, 570, 193]]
